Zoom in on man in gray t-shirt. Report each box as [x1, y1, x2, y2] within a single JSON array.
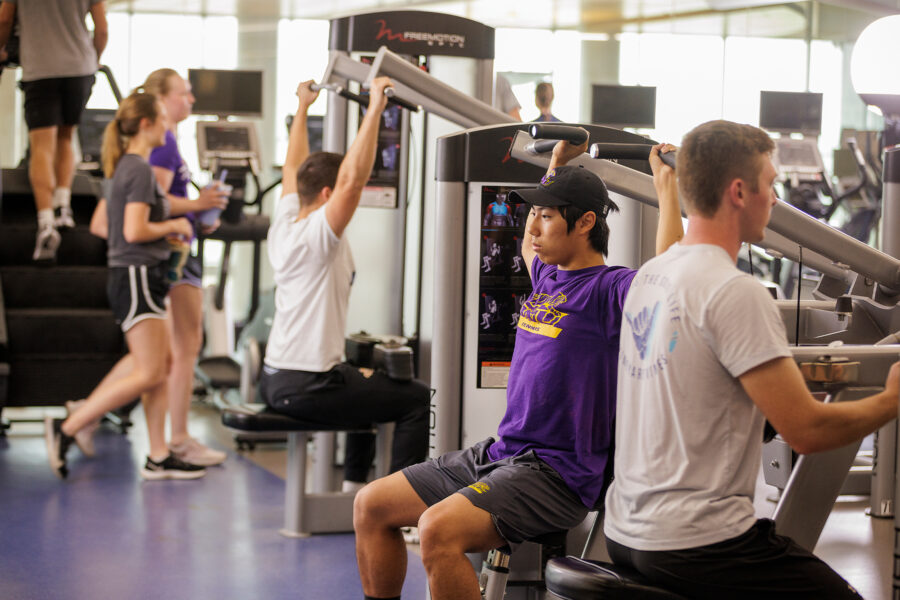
[[0, 0, 108, 261], [604, 119, 900, 599]]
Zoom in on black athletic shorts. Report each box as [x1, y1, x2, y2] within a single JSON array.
[[22, 74, 96, 130], [607, 518, 863, 600], [403, 438, 589, 550], [107, 262, 170, 333]]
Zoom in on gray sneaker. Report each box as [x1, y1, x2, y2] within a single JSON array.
[[169, 437, 227, 466], [65, 400, 100, 457], [55, 206, 75, 229], [33, 225, 61, 262]]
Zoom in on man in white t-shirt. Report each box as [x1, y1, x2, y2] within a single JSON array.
[[604, 119, 900, 599], [260, 78, 429, 491]]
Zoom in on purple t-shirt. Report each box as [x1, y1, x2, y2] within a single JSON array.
[[487, 257, 636, 508], [149, 130, 190, 198]]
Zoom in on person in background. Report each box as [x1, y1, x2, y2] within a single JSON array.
[[493, 73, 522, 121], [45, 92, 205, 481], [84, 68, 230, 466], [533, 82, 561, 123], [0, 0, 108, 261]]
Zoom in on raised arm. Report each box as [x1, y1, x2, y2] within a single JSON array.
[[740, 357, 900, 455], [650, 143, 684, 255], [547, 136, 588, 171], [324, 76, 391, 238], [281, 80, 320, 198], [89, 2, 108, 61]]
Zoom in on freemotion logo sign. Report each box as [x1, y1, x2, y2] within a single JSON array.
[[375, 19, 466, 48]]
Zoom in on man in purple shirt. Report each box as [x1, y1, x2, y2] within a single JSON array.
[[353, 138, 683, 600]]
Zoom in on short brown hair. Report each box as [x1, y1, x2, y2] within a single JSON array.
[[535, 82, 554, 109], [677, 120, 774, 217], [296, 151, 344, 206]]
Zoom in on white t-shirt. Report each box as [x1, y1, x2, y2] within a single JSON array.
[[264, 194, 355, 372], [604, 243, 792, 551]]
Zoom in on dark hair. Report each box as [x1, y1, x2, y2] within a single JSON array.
[[678, 120, 774, 218], [296, 151, 344, 206], [559, 200, 619, 256]]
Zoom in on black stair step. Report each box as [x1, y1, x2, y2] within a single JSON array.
[[1, 168, 101, 224], [0, 224, 107, 267], [6, 354, 123, 406], [0, 266, 109, 309], [5, 308, 125, 355]]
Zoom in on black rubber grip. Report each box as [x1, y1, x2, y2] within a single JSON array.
[[526, 139, 560, 154], [383, 87, 420, 112], [589, 143, 676, 169], [529, 124, 589, 145]]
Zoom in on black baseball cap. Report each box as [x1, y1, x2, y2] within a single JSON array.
[[510, 165, 612, 218]]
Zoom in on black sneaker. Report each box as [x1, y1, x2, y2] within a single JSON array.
[[44, 416, 73, 479], [140, 454, 207, 481]]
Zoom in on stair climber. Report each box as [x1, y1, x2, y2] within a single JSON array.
[[0, 171, 129, 433]]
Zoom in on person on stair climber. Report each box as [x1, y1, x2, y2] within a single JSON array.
[[0, 0, 108, 262], [259, 78, 430, 494], [352, 138, 684, 600], [86, 68, 230, 467], [44, 91, 205, 481]]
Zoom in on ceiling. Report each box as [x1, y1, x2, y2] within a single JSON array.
[[106, 0, 899, 42]]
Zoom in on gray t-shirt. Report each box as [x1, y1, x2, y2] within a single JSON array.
[[10, 0, 102, 81], [107, 154, 170, 267], [604, 243, 792, 551]]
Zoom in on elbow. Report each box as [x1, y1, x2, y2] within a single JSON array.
[[123, 227, 141, 244], [779, 431, 824, 455]]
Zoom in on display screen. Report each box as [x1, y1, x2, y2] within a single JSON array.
[[591, 84, 656, 129], [188, 69, 263, 117], [204, 125, 252, 152], [78, 108, 117, 164], [759, 91, 823, 135], [477, 185, 533, 388]]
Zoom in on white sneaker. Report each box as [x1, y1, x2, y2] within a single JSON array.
[[65, 400, 100, 457], [401, 526, 420, 544], [169, 437, 227, 466], [55, 206, 75, 229], [33, 225, 61, 262]]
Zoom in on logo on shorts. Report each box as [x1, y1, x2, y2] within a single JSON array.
[[468, 482, 490, 494]]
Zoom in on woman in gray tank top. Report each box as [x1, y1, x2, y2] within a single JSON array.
[[44, 92, 206, 481]]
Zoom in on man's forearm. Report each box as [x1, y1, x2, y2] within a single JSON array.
[[93, 30, 108, 61], [283, 110, 309, 174], [335, 104, 381, 190]]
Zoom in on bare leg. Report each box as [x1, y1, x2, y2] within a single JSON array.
[[166, 284, 204, 445], [354, 472, 429, 597], [62, 319, 170, 459], [28, 127, 57, 213], [54, 125, 76, 193], [418, 493, 505, 600]]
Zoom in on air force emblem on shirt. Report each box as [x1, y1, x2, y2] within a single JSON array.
[[517, 292, 568, 338], [622, 273, 682, 380], [625, 302, 660, 360]]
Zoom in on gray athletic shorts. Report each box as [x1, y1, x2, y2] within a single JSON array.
[[402, 438, 589, 549]]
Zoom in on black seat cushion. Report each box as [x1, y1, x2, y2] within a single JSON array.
[[545, 557, 689, 600], [222, 406, 375, 433], [197, 356, 241, 388]]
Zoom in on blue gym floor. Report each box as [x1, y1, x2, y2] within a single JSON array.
[[0, 409, 427, 600]]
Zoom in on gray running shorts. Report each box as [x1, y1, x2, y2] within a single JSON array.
[[402, 438, 589, 549]]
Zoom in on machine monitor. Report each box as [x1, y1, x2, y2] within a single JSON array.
[[759, 91, 823, 136], [78, 108, 117, 168], [188, 68, 263, 118], [195, 121, 261, 170], [773, 137, 825, 178], [591, 84, 656, 129]]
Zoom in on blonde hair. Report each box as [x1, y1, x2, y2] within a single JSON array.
[[135, 68, 180, 98], [101, 92, 160, 178]]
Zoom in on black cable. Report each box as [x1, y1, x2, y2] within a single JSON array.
[[795, 246, 802, 347], [747, 244, 754, 276]]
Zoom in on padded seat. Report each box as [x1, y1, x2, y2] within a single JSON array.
[[222, 406, 375, 433], [546, 557, 689, 600]]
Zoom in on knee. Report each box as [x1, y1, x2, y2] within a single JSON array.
[[353, 480, 393, 533], [418, 506, 461, 564]]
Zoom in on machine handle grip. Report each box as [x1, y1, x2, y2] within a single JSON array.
[[525, 139, 562, 154], [529, 124, 589, 145], [589, 143, 677, 169], [383, 87, 421, 112]]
